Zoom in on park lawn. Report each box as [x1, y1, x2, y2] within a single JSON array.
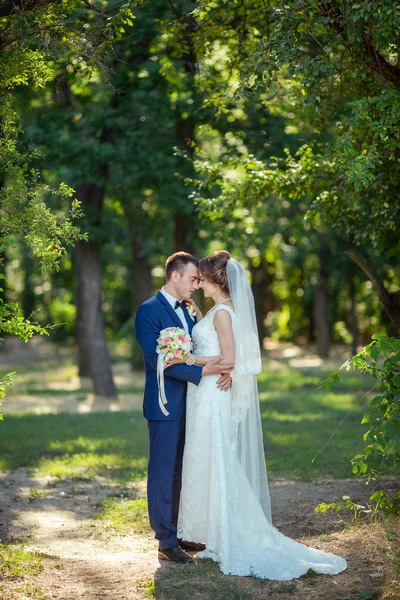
[[0, 361, 374, 482]]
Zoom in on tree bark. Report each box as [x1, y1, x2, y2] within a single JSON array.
[[314, 284, 330, 358], [349, 275, 359, 355], [21, 245, 35, 319], [131, 227, 153, 370], [314, 235, 330, 358], [173, 10, 197, 255], [346, 248, 400, 336], [250, 259, 275, 345], [363, 41, 400, 88], [74, 182, 117, 397], [174, 118, 197, 254], [132, 235, 153, 313]]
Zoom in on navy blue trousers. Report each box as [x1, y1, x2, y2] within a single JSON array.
[[147, 417, 185, 550]]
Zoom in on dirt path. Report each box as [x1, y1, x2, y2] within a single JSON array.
[[1, 467, 398, 599]]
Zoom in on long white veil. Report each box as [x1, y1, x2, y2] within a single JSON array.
[[227, 258, 272, 523]]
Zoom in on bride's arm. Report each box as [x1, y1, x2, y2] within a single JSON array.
[[165, 355, 221, 368], [213, 310, 236, 366]]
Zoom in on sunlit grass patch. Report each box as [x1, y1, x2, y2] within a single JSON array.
[[0, 544, 43, 579], [0, 583, 50, 600], [3, 363, 78, 388], [264, 417, 366, 480], [137, 578, 156, 599], [94, 496, 150, 535], [0, 355, 387, 482], [0, 411, 149, 483], [257, 363, 373, 393], [28, 488, 48, 502], [256, 362, 372, 480], [38, 452, 148, 482]]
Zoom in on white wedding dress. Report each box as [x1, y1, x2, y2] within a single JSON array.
[[178, 303, 347, 580]]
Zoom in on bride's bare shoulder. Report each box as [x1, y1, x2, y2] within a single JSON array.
[[219, 299, 234, 313]]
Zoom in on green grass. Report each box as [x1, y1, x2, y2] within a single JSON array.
[[152, 558, 306, 599], [258, 364, 372, 480], [0, 359, 379, 482], [155, 559, 255, 600], [0, 583, 51, 600], [94, 496, 150, 535], [0, 544, 43, 579], [0, 545, 50, 600], [0, 411, 148, 483]]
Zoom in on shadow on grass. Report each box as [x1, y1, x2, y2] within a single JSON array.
[[0, 411, 149, 483], [0, 359, 379, 482]]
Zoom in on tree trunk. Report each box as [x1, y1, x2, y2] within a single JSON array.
[[0, 252, 7, 303], [314, 284, 330, 358], [250, 259, 275, 345], [173, 211, 196, 254], [314, 235, 330, 358], [21, 245, 35, 319], [174, 117, 197, 254], [131, 228, 153, 370], [349, 275, 359, 355], [132, 237, 153, 312], [173, 16, 197, 255], [74, 182, 117, 397]]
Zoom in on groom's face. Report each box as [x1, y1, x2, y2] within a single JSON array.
[[176, 263, 200, 299]]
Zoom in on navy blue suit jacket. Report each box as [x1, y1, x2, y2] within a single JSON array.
[[135, 291, 203, 420]]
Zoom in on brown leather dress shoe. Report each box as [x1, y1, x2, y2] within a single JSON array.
[[158, 546, 193, 563], [178, 539, 206, 552]]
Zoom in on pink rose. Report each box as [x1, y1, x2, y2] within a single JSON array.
[[174, 349, 180, 358], [178, 336, 186, 343], [163, 337, 171, 345]]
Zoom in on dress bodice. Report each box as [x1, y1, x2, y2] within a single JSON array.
[[192, 304, 236, 356]]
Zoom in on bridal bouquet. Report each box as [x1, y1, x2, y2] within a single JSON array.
[[156, 327, 193, 416]]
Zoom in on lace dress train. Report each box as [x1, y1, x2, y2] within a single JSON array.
[[178, 304, 347, 580]]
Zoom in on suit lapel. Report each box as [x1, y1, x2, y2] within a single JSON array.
[[156, 291, 183, 328], [182, 304, 195, 333]]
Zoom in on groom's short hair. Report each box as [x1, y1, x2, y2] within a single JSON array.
[[166, 252, 199, 280]]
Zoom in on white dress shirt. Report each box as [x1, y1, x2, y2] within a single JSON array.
[[160, 287, 188, 334]]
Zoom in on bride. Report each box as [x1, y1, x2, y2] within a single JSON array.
[[169, 250, 347, 580]]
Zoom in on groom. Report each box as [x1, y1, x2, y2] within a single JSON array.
[[135, 252, 232, 563]]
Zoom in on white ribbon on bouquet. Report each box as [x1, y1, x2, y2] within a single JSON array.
[[157, 353, 170, 416]]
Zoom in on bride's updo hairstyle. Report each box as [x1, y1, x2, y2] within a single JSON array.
[[199, 250, 231, 295]]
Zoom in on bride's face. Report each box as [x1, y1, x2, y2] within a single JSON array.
[[198, 274, 218, 298]]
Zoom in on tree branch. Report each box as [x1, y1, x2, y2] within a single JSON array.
[[364, 41, 400, 88], [345, 248, 392, 307], [0, 0, 59, 18], [317, 2, 400, 87], [167, 0, 183, 19], [80, 0, 109, 19], [0, 0, 110, 19]]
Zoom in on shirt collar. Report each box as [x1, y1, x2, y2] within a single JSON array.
[[160, 286, 181, 309]]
